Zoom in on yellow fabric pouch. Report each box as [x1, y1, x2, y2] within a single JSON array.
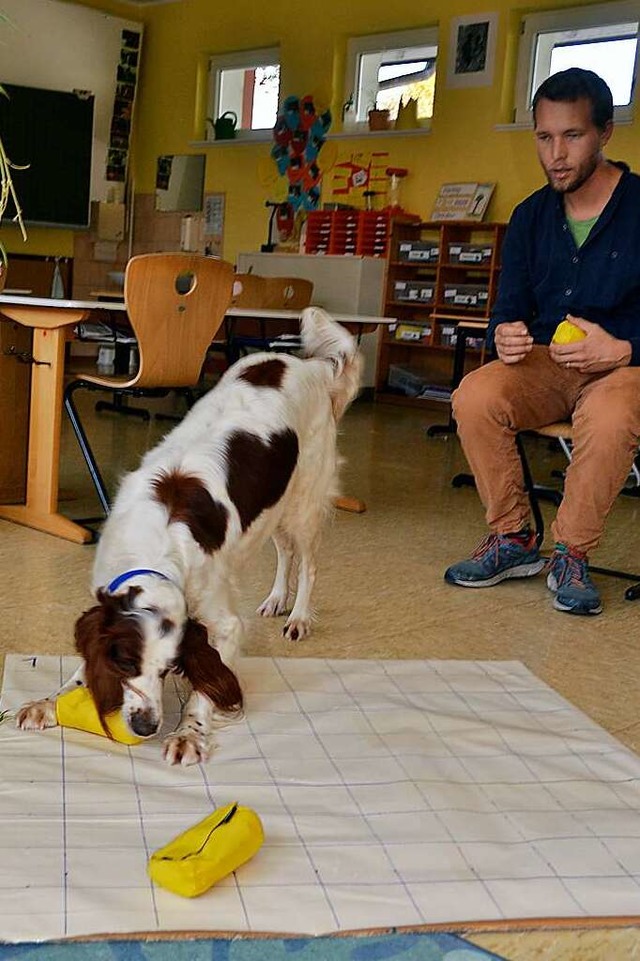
[[148, 802, 264, 898], [55, 687, 143, 745]]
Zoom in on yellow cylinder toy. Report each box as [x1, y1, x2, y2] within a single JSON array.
[[55, 686, 143, 744], [148, 802, 264, 897]]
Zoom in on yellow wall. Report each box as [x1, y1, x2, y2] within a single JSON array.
[[10, 0, 640, 262]]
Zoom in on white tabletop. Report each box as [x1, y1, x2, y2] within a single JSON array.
[[0, 293, 127, 311], [225, 306, 396, 325], [0, 294, 395, 326]]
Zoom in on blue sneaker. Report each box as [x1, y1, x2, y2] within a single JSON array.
[[444, 531, 544, 588], [546, 543, 602, 615]]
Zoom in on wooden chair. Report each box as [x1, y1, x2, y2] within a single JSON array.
[[228, 275, 314, 359], [516, 421, 640, 600], [64, 253, 234, 516]]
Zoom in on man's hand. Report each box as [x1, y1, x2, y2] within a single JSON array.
[[549, 314, 632, 373], [494, 321, 534, 364]]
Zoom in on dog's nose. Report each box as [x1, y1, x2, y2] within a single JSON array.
[[129, 709, 160, 738]]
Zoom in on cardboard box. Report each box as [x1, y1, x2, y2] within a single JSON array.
[[394, 323, 432, 343], [443, 283, 489, 308], [448, 242, 493, 264], [393, 280, 435, 303], [397, 241, 439, 262]]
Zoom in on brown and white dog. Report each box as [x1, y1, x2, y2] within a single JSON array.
[[16, 307, 360, 765]]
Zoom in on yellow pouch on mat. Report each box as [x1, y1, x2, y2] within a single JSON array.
[[148, 802, 264, 898], [55, 686, 143, 745]]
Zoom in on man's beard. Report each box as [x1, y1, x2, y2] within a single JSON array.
[[546, 155, 599, 194]]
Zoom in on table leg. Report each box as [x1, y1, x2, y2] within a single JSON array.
[[0, 326, 92, 543]]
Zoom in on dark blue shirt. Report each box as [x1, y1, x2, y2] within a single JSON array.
[[488, 163, 640, 365]]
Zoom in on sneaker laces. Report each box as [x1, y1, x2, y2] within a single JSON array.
[[554, 549, 590, 590], [471, 533, 501, 561], [471, 532, 530, 561]]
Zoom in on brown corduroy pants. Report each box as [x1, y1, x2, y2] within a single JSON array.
[[451, 346, 640, 555]]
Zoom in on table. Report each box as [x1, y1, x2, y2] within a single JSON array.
[[0, 295, 127, 544], [0, 294, 395, 541]]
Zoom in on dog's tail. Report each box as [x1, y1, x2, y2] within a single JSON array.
[[300, 306, 362, 419]]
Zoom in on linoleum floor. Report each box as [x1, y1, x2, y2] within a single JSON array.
[[2, 390, 640, 958]]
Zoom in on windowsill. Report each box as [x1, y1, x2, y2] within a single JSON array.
[[496, 115, 633, 132], [190, 126, 431, 148]]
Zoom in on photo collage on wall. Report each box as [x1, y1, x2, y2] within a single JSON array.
[[106, 28, 141, 182]]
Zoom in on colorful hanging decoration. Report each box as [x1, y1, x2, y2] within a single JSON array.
[[270, 94, 332, 213]]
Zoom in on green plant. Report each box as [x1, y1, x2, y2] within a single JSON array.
[[0, 84, 27, 272]]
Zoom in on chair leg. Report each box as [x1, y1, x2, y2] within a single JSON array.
[[154, 387, 198, 423], [516, 433, 546, 548], [63, 381, 111, 517], [95, 392, 150, 421]]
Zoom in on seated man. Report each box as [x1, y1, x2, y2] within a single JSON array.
[[444, 67, 640, 616]]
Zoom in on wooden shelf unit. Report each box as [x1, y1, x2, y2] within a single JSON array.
[[376, 219, 506, 407]]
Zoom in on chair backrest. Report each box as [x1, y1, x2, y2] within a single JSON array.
[[230, 273, 268, 307], [262, 276, 313, 309], [124, 253, 234, 388]]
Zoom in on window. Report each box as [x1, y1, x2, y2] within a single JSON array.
[[208, 47, 280, 138], [345, 27, 438, 126], [514, 1, 640, 124]]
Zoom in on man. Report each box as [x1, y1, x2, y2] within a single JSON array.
[[444, 67, 640, 616]]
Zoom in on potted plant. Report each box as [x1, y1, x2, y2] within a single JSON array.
[[0, 82, 27, 290], [367, 103, 391, 130]]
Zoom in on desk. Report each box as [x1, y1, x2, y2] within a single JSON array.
[[0, 295, 127, 544], [225, 306, 393, 337], [0, 294, 394, 540]]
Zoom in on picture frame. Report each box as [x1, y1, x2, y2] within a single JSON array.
[[446, 12, 498, 89]]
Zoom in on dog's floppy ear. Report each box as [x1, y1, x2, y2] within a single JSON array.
[[74, 589, 144, 733], [176, 619, 243, 717]]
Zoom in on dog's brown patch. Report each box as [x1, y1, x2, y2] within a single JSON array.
[[74, 587, 145, 736], [239, 358, 286, 388], [226, 428, 299, 531], [152, 470, 228, 554], [177, 619, 243, 715]]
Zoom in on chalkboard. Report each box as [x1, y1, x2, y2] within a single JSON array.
[[0, 84, 94, 228]]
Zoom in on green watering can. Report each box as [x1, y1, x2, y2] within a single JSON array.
[[214, 111, 238, 140]]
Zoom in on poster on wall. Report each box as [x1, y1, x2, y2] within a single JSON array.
[[106, 28, 142, 183], [203, 193, 225, 258], [331, 151, 389, 204], [431, 182, 495, 221]]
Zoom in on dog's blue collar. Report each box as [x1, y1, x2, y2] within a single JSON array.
[[106, 569, 172, 594]]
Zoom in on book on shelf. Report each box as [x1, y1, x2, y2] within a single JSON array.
[[417, 384, 452, 401]]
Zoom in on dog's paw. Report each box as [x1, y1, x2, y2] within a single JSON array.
[[283, 617, 311, 642], [162, 731, 213, 767], [257, 593, 289, 618], [16, 699, 57, 731]]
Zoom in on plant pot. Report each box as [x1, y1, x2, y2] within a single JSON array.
[[0, 259, 6, 293], [368, 109, 391, 131]]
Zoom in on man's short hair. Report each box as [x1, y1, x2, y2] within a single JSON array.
[[532, 68, 614, 131]]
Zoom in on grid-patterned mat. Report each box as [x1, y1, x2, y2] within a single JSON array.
[[1, 655, 640, 941]]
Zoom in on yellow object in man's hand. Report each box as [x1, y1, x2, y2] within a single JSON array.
[[552, 319, 587, 344], [55, 686, 143, 744]]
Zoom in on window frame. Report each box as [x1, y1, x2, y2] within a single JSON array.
[[344, 26, 439, 129], [207, 45, 280, 141], [513, 0, 640, 125]]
